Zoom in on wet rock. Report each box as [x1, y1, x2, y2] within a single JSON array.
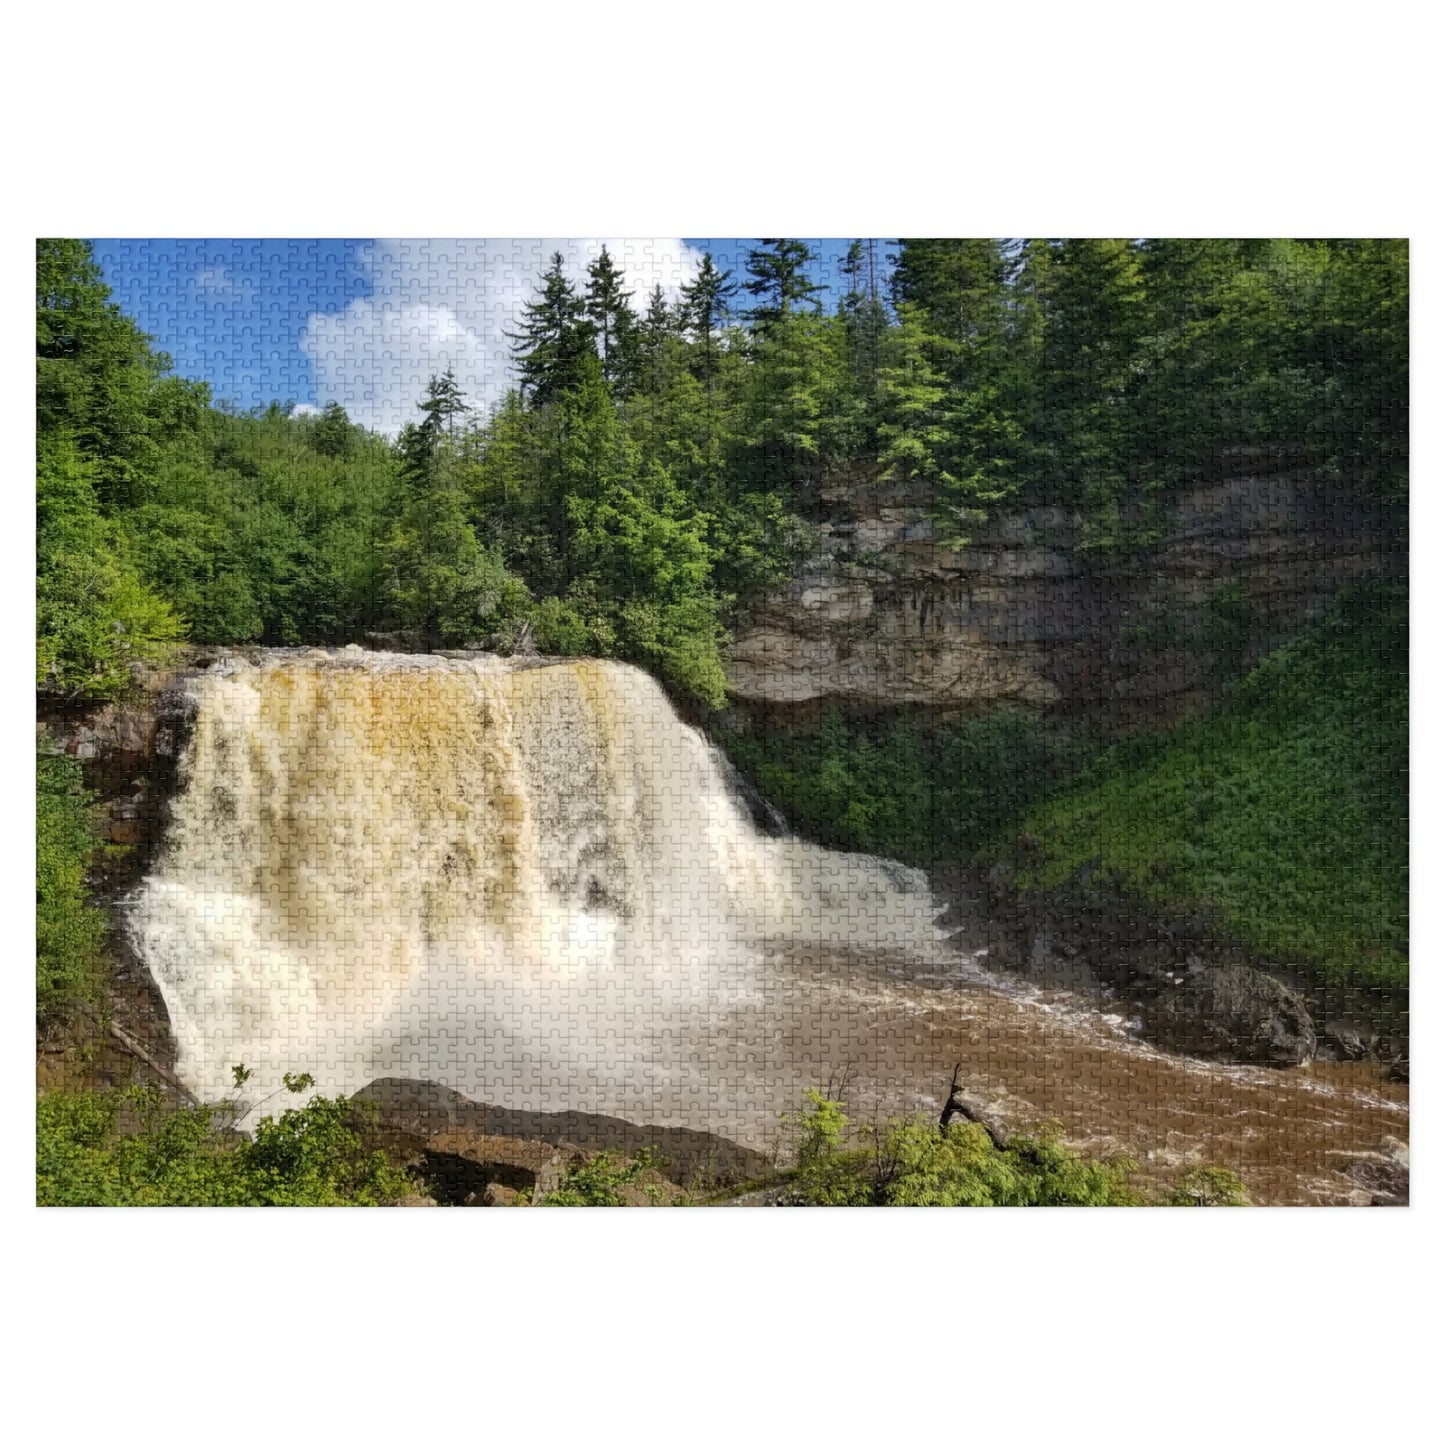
[[425, 1130, 572, 1202], [973, 870, 1319, 1066], [352, 1077, 771, 1190], [1341, 1139, 1409, 1205], [1143, 962, 1316, 1066], [1324, 1026, 1377, 1062]]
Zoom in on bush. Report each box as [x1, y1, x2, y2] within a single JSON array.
[[1166, 1166, 1252, 1207], [723, 707, 1071, 862], [36, 1083, 412, 1206], [536, 1151, 659, 1207], [36, 750, 105, 1021], [781, 1090, 1144, 1207]]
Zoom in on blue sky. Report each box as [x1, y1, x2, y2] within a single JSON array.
[[90, 238, 870, 432]]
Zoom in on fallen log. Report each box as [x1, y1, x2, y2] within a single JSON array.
[[939, 1063, 1010, 1152]]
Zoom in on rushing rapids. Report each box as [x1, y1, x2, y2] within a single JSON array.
[[131, 649, 943, 1125], [131, 648, 1407, 1200]]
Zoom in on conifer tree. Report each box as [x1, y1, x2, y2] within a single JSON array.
[[1040, 238, 1149, 548], [388, 374, 527, 646], [744, 239, 823, 328], [839, 239, 888, 394], [310, 400, 357, 458], [679, 251, 738, 381], [890, 238, 1011, 375], [509, 253, 593, 405], [634, 284, 685, 395], [584, 245, 635, 389]]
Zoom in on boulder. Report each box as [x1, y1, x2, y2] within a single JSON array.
[[1141, 960, 1316, 1066], [351, 1077, 771, 1189]]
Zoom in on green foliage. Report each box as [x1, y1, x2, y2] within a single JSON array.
[[537, 1150, 657, 1206], [509, 251, 593, 405], [387, 486, 531, 647], [744, 238, 824, 327], [36, 1083, 412, 1206], [724, 707, 1069, 862], [36, 751, 106, 1020], [36, 438, 184, 697], [781, 1091, 1145, 1207], [36, 238, 197, 508], [35, 236, 1407, 715], [1016, 583, 1407, 987], [1166, 1166, 1252, 1206]]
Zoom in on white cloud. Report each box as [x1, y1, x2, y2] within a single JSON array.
[[300, 238, 704, 435], [192, 264, 254, 300]]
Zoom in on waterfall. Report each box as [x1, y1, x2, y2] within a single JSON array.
[[131, 649, 943, 1128]]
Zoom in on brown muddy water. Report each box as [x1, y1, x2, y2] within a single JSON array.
[[697, 947, 1408, 1206]]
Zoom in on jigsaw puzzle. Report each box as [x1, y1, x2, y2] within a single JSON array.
[[36, 238, 1408, 1206]]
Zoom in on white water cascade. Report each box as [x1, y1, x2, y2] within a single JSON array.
[[131, 650, 943, 1135]]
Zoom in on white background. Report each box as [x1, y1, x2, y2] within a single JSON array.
[[1, 2, 1437, 1440]]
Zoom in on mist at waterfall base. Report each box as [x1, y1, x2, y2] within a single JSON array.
[[131, 651, 948, 1143]]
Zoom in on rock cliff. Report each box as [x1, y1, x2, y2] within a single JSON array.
[[726, 451, 1399, 724]]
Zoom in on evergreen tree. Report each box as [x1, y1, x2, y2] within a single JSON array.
[[1039, 238, 1149, 548], [509, 253, 593, 405], [890, 238, 1011, 365], [36, 238, 206, 509], [635, 284, 685, 395], [583, 245, 635, 389], [744, 239, 823, 328], [679, 251, 738, 381], [387, 376, 527, 646], [839, 239, 888, 395]]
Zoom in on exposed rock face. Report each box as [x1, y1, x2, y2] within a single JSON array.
[[39, 663, 203, 1069], [727, 455, 1398, 719]]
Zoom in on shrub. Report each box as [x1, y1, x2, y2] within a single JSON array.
[[778, 1090, 1245, 1207], [36, 1082, 412, 1207], [537, 1150, 658, 1207], [36, 750, 105, 1021]]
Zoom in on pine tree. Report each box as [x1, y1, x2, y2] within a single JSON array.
[[1040, 238, 1149, 549], [397, 369, 470, 493], [508, 253, 593, 405], [838, 239, 888, 394], [744, 239, 823, 329], [634, 284, 685, 395], [890, 238, 1011, 377], [387, 376, 527, 645], [679, 251, 738, 381], [36, 238, 190, 509], [584, 245, 635, 389]]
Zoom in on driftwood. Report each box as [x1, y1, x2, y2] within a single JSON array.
[[74, 1004, 200, 1106], [939, 1063, 1009, 1152]]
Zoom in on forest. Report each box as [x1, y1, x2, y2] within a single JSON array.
[[38, 237, 1406, 714]]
